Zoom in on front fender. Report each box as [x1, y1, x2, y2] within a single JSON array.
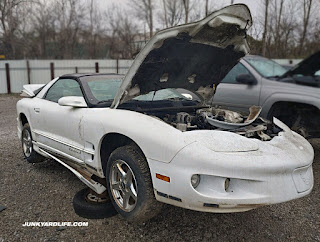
[[83, 109, 194, 165], [260, 92, 320, 118]]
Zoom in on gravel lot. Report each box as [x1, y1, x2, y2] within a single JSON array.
[[0, 95, 319, 242]]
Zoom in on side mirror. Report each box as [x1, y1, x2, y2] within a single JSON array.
[[58, 96, 87, 108], [236, 74, 256, 85]]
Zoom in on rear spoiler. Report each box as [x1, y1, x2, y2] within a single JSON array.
[[21, 84, 45, 97]]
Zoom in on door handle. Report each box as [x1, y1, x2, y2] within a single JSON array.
[[34, 108, 40, 113]]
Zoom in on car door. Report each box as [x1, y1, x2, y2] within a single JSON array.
[[212, 62, 261, 113], [32, 78, 87, 164]]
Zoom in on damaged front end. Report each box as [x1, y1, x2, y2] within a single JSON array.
[[141, 105, 279, 141], [114, 4, 281, 141]]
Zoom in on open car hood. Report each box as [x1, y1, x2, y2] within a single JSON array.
[[111, 4, 252, 108], [281, 50, 320, 78]]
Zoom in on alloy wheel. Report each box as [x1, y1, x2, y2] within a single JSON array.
[[22, 129, 32, 157], [109, 159, 138, 212]]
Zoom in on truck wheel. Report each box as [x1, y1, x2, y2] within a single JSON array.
[[106, 145, 162, 223], [73, 188, 118, 219], [21, 123, 45, 163]]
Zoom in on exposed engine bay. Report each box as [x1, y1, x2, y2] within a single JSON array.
[[120, 103, 281, 141], [157, 106, 278, 141]]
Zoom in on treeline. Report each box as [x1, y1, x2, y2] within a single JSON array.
[[0, 0, 319, 60]]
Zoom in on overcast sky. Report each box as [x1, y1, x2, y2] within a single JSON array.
[[98, 0, 261, 30]]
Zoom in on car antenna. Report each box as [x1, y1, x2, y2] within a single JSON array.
[[152, 90, 157, 102], [152, 82, 162, 102]]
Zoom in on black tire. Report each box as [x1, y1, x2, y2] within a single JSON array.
[[21, 123, 45, 163], [72, 188, 118, 219], [106, 145, 162, 223]]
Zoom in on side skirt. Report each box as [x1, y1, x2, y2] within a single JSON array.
[[39, 148, 106, 194]]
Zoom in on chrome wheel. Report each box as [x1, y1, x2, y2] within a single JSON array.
[[109, 160, 138, 212], [22, 129, 32, 157]]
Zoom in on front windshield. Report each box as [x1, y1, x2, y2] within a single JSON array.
[[84, 77, 187, 103], [87, 78, 122, 102], [245, 57, 287, 78]]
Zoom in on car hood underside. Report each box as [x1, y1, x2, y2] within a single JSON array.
[[282, 49, 320, 78], [111, 4, 252, 108]]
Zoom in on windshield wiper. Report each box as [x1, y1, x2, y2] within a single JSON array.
[[266, 75, 280, 78], [97, 99, 113, 104], [166, 97, 199, 102], [165, 97, 186, 100]]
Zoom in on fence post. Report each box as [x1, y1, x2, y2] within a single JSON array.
[[75, 66, 78, 73], [95, 62, 99, 73], [116, 59, 119, 74], [5, 63, 11, 94], [50, 62, 54, 80], [26, 60, 31, 84]]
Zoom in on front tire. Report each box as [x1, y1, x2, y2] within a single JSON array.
[[21, 123, 45, 163], [106, 145, 162, 223]]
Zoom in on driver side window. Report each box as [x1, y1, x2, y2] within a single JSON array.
[[45, 79, 83, 103], [221, 63, 250, 84]]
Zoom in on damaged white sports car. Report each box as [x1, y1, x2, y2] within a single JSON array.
[[17, 4, 314, 222]]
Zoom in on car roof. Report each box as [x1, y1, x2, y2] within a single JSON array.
[[60, 73, 124, 79]]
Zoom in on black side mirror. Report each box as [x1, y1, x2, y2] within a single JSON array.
[[236, 74, 256, 85]]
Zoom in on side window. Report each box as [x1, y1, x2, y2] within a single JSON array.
[[45, 79, 83, 103], [221, 63, 251, 84]]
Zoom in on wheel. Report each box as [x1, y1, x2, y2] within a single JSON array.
[[106, 145, 162, 223], [21, 123, 45, 163], [72, 188, 118, 219], [268, 103, 316, 139]]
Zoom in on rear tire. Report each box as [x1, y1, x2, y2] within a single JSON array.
[[106, 145, 162, 223], [21, 123, 45, 163]]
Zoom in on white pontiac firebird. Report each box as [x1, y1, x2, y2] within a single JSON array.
[[17, 4, 314, 222]]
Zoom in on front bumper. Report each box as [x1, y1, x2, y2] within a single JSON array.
[[148, 131, 314, 213]]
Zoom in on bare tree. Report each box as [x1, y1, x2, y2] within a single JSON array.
[[261, 0, 270, 56], [159, 0, 183, 27], [105, 6, 139, 59], [268, 0, 285, 55], [162, 0, 168, 27], [181, 0, 190, 23], [30, 0, 56, 58], [0, 0, 28, 58], [130, 0, 154, 38], [50, 0, 86, 58], [205, 0, 209, 16], [1, 0, 320, 60], [87, 0, 104, 58], [298, 0, 313, 54]]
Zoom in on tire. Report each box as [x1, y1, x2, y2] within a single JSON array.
[[72, 188, 118, 219], [21, 123, 45, 163], [106, 145, 162, 223]]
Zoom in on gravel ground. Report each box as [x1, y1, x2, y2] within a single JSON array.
[[0, 95, 319, 242]]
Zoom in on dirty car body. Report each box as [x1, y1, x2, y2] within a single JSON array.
[[17, 5, 314, 218]]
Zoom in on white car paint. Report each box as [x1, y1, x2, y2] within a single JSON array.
[[17, 86, 314, 213], [16, 4, 314, 214]]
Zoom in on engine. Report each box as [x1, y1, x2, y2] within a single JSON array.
[[157, 106, 280, 141]]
